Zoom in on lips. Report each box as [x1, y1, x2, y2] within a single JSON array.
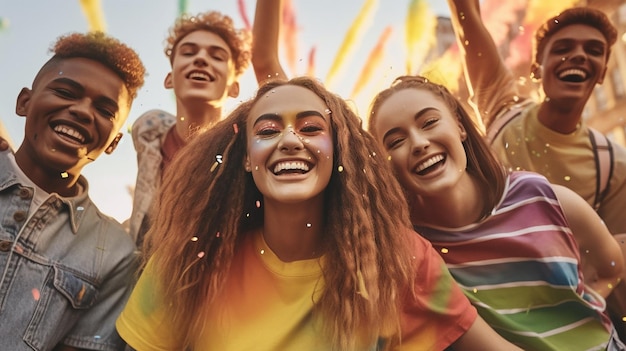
[[414, 154, 444, 174], [272, 160, 311, 175], [187, 70, 213, 82], [52, 123, 87, 144], [558, 68, 587, 82]]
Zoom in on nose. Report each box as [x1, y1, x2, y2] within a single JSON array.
[[193, 51, 209, 67], [409, 129, 429, 154], [277, 127, 305, 152], [68, 98, 94, 123], [569, 45, 587, 64]]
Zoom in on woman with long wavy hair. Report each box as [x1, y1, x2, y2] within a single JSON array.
[[116, 77, 518, 351]]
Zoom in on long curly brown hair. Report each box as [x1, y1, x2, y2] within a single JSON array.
[[143, 77, 418, 350], [164, 11, 251, 77]]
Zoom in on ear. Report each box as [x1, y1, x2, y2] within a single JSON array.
[[105, 133, 123, 155], [164, 72, 173, 89], [228, 81, 240, 98], [244, 154, 251, 172], [457, 120, 467, 141], [530, 62, 542, 81], [597, 65, 608, 85], [15, 88, 32, 116]]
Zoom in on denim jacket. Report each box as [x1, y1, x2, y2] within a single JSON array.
[[127, 109, 175, 245], [0, 150, 138, 350]]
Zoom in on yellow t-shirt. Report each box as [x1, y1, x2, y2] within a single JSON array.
[[116, 230, 476, 350]]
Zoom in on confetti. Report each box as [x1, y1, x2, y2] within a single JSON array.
[[197, 251, 205, 258], [32, 288, 40, 301], [256, 200, 261, 208], [191, 236, 198, 242], [60, 172, 69, 178], [210, 161, 219, 172], [233, 123, 239, 134], [440, 248, 449, 254]]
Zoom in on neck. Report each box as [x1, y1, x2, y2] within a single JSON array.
[[411, 175, 485, 228], [537, 97, 584, 134], [14, 149, 81, 197], [174, 102, 223, 141], [261, 196, 325, 262]]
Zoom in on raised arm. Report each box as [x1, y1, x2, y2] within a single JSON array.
[[446, 0, 521, 129], [252, 0, 288, 85], [552, 184, 624, 298]]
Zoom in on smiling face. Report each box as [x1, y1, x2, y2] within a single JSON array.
[[535, 24, 608, 103], [165, 30, 239, 107], [15, 57, 130, 178], [373, 88, 468, 197], [245, 85, 334, 205]]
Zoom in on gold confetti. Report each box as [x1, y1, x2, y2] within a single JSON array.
[[60, 172, 69, 178]]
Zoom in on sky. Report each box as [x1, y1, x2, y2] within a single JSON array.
[[0, 0, 451, 222]]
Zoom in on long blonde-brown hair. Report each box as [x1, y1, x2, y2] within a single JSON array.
[[143, 77, 417, 350]]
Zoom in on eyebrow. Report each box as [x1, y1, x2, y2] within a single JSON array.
[[253, 110, 326, 127], [178, 42, 231, 56], [51, 77, 120, 110], [382, 107, 438, 141]]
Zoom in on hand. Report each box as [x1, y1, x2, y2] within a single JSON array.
[[0, 137, 9, 151]]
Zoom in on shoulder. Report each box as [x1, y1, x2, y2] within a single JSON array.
[[131, 110, 176, 138]]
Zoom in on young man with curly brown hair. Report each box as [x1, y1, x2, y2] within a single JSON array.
[[128, 11, 251, 246]]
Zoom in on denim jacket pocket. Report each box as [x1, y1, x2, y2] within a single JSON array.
[[24, 266, 98, 350]]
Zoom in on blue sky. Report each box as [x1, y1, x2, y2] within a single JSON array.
[[0, 0, 450, 221]]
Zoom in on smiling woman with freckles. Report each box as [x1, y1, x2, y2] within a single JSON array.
[[115, 76, 526, 351], [368, 75, 625, 350]]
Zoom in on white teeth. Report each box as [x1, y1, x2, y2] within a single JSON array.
[[559, 68, 586, 79], [189, 72, 210, 80], [54, 125, 85, 143], [273, 161, 310, 173], [415, 154, 444, 173]]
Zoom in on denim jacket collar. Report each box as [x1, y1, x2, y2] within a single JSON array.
[[0, 149, 92, 234]]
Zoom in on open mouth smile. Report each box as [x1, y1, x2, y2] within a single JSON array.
[[272, 160, 312, 175]]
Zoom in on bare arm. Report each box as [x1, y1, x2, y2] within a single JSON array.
[[552, 184, 624, 297], [450, 315, 522, 351], [252, 0, 288, 85], [446, 0, 520, 128]]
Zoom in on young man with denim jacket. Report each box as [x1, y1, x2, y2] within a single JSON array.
[[0, 31, 145, 350]]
